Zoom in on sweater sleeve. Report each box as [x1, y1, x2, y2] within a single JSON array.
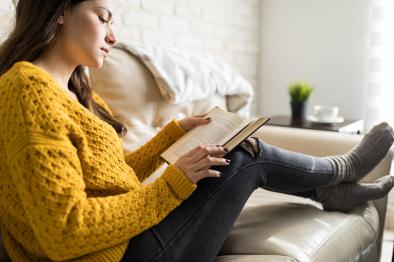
[[8, 133, 196, 261], [90, 92, 188, 182], [124, 119, 187, 182]]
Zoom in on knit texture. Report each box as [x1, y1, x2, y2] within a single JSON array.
[[0, 61, 196, 261], [324, 122, 394, 186]]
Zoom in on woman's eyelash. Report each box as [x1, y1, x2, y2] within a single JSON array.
[[98, 16, 108, 24]]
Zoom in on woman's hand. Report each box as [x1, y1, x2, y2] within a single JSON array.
[[178, 113, 211, 132], [175, 145, 230, 184]]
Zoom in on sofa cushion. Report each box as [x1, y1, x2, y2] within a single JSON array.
[[0, 0, 14, 41], [89, 46, 227, 152], [219, 189, 379, 262]]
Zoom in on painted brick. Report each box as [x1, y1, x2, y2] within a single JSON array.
[[141, 0, 174, 15], [0, 0, 261, 114], [159, 15, 190, 33]]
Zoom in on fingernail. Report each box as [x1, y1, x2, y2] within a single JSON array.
[[224, 147, 229, 152], [218, 172, 222, 177], [216, 144, 221, 147], [226, 159, 231, 163], [205, 117, 211, 120]]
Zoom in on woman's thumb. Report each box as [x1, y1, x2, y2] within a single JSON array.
[[196, 116, 211, 126]]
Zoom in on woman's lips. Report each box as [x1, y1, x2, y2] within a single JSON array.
[[100, 47, 110, 55]]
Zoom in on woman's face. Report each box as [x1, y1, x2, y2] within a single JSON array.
[[60, 0, 116, 68]]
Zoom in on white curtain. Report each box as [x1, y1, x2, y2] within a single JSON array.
[[367, 0, 394, 232], [366, 0, 394, 130]]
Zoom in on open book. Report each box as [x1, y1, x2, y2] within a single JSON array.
[[160, 106, 270, 164]]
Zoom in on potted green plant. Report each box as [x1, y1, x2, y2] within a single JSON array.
[[288, 80, 313, 121]]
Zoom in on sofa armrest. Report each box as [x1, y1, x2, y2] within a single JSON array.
[[255, 125, 362, 156], [253, 125, 393, 259]]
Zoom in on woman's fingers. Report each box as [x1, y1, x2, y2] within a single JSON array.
[[193, 155, 230, 172], [195, 169, 221, 179], [194, 112, 209, 118], [191, 145, 228, 163], [212, 152, 226, 158], [183, 144, 217, 157], [176, 144, 230, 184]]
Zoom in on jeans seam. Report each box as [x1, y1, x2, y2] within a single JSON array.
[[148, 163, 257, 262], [238, 159, 333, 175], [236, 159, 332, 193], [252, 138, 332, 174], [150, 228, 165, 249]]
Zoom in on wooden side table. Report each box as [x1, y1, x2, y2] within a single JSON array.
[[265, 115, 364, 134]]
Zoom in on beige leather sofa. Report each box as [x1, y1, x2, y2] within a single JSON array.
[[0, 46, 392, 262], [89, 46, 392, 262]]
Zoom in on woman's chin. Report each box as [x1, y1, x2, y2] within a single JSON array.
[[84, 58, 104, 68]]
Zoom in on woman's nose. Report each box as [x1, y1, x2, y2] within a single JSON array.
[[105, 28, 117, 46]]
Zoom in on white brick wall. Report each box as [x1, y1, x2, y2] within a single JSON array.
[[113, 0, 261, 115], [1, 0, 261, 114]]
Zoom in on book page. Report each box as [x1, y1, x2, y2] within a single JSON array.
[[220, 115, 260, 147], [223, 116, 270, 150], [160, 106, 244, 164]]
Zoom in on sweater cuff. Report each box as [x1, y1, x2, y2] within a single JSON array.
[[164, 119, 187, 141], [162, 164, 196, 200]]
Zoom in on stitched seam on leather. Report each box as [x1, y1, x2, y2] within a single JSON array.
[[309, 217, 352, 259], [148, 163, 257, 261], [361, 203, 379, 238], [316, 213, 376, 261]]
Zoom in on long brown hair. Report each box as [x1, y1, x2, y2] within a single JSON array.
[[0, 0, 127, 137]]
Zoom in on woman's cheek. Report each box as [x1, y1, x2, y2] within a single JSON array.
[[85, 17, 102, 40]]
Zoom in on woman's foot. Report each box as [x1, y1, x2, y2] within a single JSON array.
[[325, 122, 394, 185], [313, 175, 394, 212]]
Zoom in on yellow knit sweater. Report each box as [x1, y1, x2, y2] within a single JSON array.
[[0, 62, 196, 261]]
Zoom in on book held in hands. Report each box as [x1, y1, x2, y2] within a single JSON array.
[[160, 106, 270, 164]]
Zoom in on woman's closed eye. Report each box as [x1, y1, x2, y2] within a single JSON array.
[[98, 16, 114, 26], [98, 16, 108, 24]]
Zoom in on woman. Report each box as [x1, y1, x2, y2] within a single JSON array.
[[0, 0, 393, 261]]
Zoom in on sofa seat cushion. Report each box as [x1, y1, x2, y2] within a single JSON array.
[[219, 189, 379, 262], [215, 255, 297, 262]]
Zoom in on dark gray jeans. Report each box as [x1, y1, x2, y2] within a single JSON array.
[[121, 139, 333, 262]]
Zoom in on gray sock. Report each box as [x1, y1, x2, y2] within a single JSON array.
[[313, 175, 394, 212], [325, 122, 394, 185]]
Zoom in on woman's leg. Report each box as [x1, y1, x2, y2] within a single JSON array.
[[121, 140, 337, 262], [253, 140, 334, 194], [122, 122, 394, 262], [254, 140, 394, 212]]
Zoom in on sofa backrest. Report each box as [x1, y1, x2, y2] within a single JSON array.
[[89, 46, 228, 152], [0, 0, 14, 40]]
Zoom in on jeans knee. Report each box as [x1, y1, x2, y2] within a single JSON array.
[[239, 137, 262, 159]]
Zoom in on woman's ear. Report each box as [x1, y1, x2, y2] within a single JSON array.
[[58, 9, 70, 26], [58, 15, 65, 25]]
